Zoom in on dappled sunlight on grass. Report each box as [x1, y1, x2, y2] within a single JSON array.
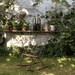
[[72, 58, 75, 61], [9, 53, 12, 56], [71, 64, 75, 68], [41, 72, 47, 75], [57, 58, 62, 63], [1, 56, 75, 75], [60, 64, 63, 67], [60, 57, 67, 61], [48, 73, 54, 75], [6, 58, 10, 61], [23, 57, 32, 63], [26, 60, 32, 63], [57, 57, 67, 63], [24, 57, 30, 60], [36, 66, 40, 69], [68, 58, 71, 61], [41, 72, 54, 75]]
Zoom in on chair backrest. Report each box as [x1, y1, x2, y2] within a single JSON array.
[[31, 45, 45, 57]]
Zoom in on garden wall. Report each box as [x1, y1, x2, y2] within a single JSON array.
[[0, 0, 73, 48], [7, 0, 73, 29], [0, 31, 54, 48]]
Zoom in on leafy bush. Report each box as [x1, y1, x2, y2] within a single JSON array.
[[0, 46, 26, 57], [7, 46, 25, 57], [12, 22, 19, 27], [43, 7, 75, 57], [0, 47, 9, 56], [43, 28, 75, 57], [0, 26, 4, 31]]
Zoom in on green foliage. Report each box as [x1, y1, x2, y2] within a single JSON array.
[[21, 21, 30, 27], [0, 26, 4, 31], [4, 22, 12, 27], [47, 20, 57, 25], [12, 22, 19, 27], [4, 23, 9, 27], [0, 0, 15, 25], [8, 46, 25, 57], [0, 47, 9, 56], [18, 21, 30, 30], [7, 21, 12, 25], [43, 6, 75, 57], [18, 22, 23, 30], [47, 10, 63, 31], [51, 0, 60, 3], [23, 22, 29, 27], [29, 44, 37, 51], [0, 45, 26, 57]]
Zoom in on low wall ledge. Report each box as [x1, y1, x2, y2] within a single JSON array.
[[0, 30, 57, 35], [0, 30, 56, 33]]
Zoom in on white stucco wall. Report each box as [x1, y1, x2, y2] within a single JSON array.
[[1, 32, 53, 47]]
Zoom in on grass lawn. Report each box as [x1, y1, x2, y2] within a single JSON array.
[[0, 56, 75, 75]]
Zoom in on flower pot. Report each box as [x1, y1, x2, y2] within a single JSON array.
[[22, 26, 28, 31], [49, 25, 55, 31], [12, 26, 18, 31], [44, 26, 49, 31], [5, 26, 10, 30], [9, 25, 13, 31], [13, 26, 18, 30]]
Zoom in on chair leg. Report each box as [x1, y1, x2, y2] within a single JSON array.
[[38, 57, 45, 66], [29, 57, 34, 70], [27, 57, 49, 71], [32, 57, 35, 62], [20, 54, 24, 64]]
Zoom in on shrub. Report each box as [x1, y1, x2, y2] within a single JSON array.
[[42, 29, 75, 57], [43, 7, 75, 57], [6, 46, 26, 57], [0, 47, 9, 56]]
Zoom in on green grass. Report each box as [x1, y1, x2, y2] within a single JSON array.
[[0, 56, 75, 75]]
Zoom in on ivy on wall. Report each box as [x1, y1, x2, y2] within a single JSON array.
[[42, 1, 75, 57]]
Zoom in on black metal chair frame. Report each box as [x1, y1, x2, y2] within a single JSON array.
[[17, 45, 49, 71]]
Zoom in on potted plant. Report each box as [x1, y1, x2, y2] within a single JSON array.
[[12, 22, 19, 31], [22, 22, 29, 31], [47, 20, 56, 31], [4, 22, 12, 31], [43, 22, 49, 31], [8, 21, 13, 31], [0, 26, 4, 31]]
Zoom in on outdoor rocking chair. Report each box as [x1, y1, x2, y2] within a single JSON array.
[[17, 45, 49, 71]]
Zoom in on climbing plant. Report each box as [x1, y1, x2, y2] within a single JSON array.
[[35, 0, 71, 7], [0, 0, 15, 25], [42, 1, 75, 57]]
